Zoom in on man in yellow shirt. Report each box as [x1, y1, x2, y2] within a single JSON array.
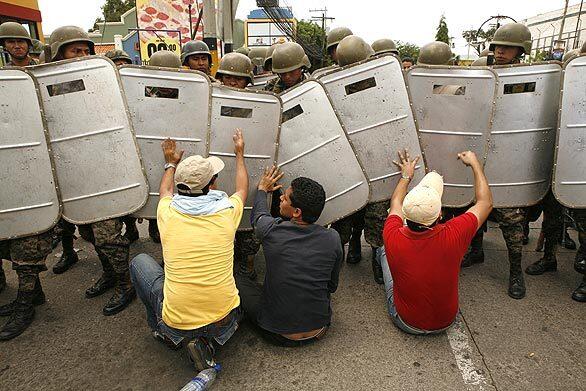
[[130, 129, 249, 371]]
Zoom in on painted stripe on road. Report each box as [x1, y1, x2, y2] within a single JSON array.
[[447, 316, 492, 390]]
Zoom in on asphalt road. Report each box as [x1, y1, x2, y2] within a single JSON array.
[[0, 221, 584, 390]]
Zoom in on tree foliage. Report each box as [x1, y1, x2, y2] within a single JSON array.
[[435, 15, 450, 44], [462, 26, 497, 53], [93, 0, 135, 30], [296, 20, 330, 70], [396, 40, 420, 61]]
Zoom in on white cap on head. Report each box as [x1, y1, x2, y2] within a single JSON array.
[[402, 172, 444, 226]]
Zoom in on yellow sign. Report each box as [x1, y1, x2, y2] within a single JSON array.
[[139, 35, 181, 65]]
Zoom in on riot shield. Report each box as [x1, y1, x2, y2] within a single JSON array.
[[553, 55, 586, 207], [0, 68, 61, 240], [406, 66, 496, 207], [311, 65, 338, 79], [30, 57, 149, 224], [485, 63, 561, 207], [209, 86, 281, 230], [249, 74, 278, 91], [319, 55, 425, 202], [276, 80, 370, 225], [119, 65, 212, 219]]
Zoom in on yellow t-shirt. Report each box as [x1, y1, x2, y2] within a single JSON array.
[[157, 195, 243, 330]]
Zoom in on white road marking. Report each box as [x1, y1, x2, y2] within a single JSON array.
[[447, 316, 492, 390]]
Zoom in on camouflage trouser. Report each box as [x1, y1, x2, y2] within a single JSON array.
[[490, 208, 525, 265], [364, 201, 389, 248], [0, 231, 54, 292], [525, 190, 563, 258], [56, 218, 130, 274], [234, 231, 261, 257], [331, 208, 366, 245], [572, 209, 586, 274]]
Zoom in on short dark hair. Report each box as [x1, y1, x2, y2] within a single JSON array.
[[177, 175, 217, 197], [290, 177, 326, 224], [402, 57, 414, 63], [406, 219, 438, 232]]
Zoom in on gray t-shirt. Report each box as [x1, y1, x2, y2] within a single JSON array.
[[251, 191, 343, 334]]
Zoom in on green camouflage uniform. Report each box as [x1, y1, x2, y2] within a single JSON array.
[[571, 209, 586, 275], [525, 190, 563, 259], [263, 73, 309, 94], [332, 209, 365, 245]]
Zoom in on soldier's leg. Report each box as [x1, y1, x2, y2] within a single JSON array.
[[148, 219, 160, 244], [234, 231, 261, 280], [0, 262, 5, 294], [121, 215, 139, 243], [444, 207, 484, 267], [494, 208, 526, 299], [331, 215, 353, 260], [53, 219, 79, 274], [90, 219, 134, 316], [0, 232, 52, 341], [364, 201, 388, 285], [0, 241, 9, 295], [571, 210, 586, 302], [526, 192, 561, 275], [347, 208, 366, 264]]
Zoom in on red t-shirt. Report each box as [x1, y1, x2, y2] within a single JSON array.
[[383, 212, 478, 331]]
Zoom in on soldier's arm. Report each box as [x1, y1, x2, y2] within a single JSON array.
[[160, 139, 184, 198], [233, 129, 249, 204], [459, 151, 493, 229]]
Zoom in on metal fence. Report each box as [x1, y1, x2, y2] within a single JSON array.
[[531, 28, 586, 55]]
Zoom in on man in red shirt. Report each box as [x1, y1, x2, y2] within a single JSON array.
[[379, 150, 493, 334]]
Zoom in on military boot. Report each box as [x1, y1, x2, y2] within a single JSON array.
[[148, 220, 161, 244], [508, 258, 526, 299], [0, 265, 6, 294], [559, 229, 577, 250], [123, 218, 139, 243], [0, 274, 37, 341], [53, 234, 79, 274], [461, 231, 484, 267], [85, 254, 116, 298], [103, 271, 136, 316], [371, 247, 383, 285], [526, 236, 557, 275], [0, 275, 45, 317], [571, 275, 586, 302], [346, 230, 362, 264]]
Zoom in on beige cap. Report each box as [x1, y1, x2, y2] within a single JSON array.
[[174, 155, 225, 194], [402, 172, 444, 226]]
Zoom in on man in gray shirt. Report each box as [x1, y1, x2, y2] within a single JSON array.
[[236, 167, 343, 346]]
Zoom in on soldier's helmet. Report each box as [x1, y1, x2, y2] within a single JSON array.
[[563, 48, 581, 63], [105, 49, 132, 64], [30, 39, 44, 55], [418, 41, 453, 65], [337, 35, 375, 66], [49, 25, 95, 61], [326, 26, 353, 53], [471, 56, 488, 66], [371, 38, 399, 55], [0, 21, 32, 47], [181, 40, 211, 65], [271, 42, 311, 73], [235, 46, 250, 56], [248, 46, 267, 67], [215, 52, 254, 85], [489, 23, 532, 56], [264, 43, 280, 69], [581, 41, 586, 54], [149, 50, 181, 69]]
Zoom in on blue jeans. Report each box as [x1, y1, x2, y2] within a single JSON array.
[[129, 253, 242, 347], [377, 248, 452, 335]]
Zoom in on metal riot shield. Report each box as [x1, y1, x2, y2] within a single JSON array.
[[319, 55, 425, 202], [0, 69, 61, 240], [311, 65, 338, 79], [29, 57, 148, 224], [119, 65, 211, 219], [485, 63, 561, 207], [209, 86, 281, 230], [249, 74, 278, 91], [553, 55, 586, 207], [406, 66, 496, 207], [276, 80, 370, 225]]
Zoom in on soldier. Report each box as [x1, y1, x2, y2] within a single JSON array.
[[235, 46, 250, 56], [326, 27, 353, 65], [215, 52, 253, 89], [418, 41, 453, 66], [248, 46, 268, 75], [264, 42, 310, 94], [104, 49, 133, 66], [329, 36, 387, 284], [0, 21, 36, 66], [263, 43, 279, 73], [29, 39, 44, 62], [570, 211, 586, 302], [181, 40, 213, 78], [214, 53, 260, 278], [401, 57, 415, 70], [371, 38, 399, 56], [461, 24, 535, 300], [47, 26, 135, 315]]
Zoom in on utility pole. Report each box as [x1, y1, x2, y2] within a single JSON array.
[[558, 0, 570, 41], [310, 7, 334, 67]]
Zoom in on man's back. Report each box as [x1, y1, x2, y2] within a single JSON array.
[[383, 212, 478, 330]]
